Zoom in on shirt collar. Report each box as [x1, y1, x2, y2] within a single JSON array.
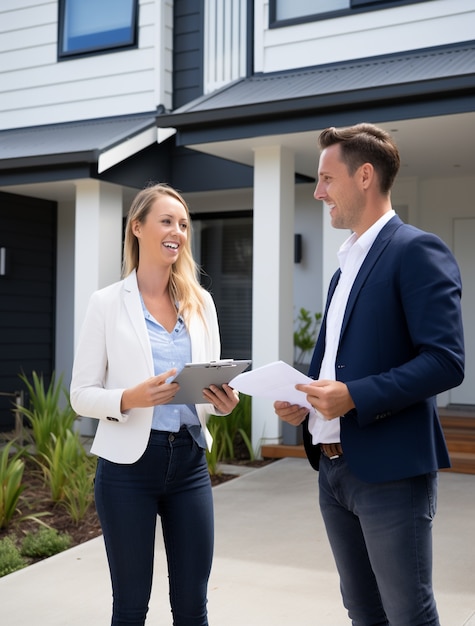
[[358, 209, 395, 253], [339, 209, 395, 259]]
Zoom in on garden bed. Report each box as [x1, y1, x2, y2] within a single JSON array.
[[1, 456, 272, 569]]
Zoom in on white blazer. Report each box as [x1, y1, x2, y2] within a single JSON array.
[[70, 271, 222, 464]]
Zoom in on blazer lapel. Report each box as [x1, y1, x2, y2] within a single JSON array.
[[308, 269, 341, 378], [340, 215, 403, 340], [309, 215, 403, 378], [122, 270, 154, 372]]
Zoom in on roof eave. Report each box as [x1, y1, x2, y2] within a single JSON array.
[[0, 150, 99, 172], [156, 75, 475, 132]]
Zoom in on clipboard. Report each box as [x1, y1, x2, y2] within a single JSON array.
[[169, 359, 251, 404]]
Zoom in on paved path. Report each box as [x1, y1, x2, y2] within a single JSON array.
[[1, 458, 474, 625]]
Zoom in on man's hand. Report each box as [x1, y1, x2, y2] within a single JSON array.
[[274, 400, 309, 425], [295, 380, 355, 420]]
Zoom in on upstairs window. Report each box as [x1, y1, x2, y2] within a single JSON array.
[[275, 0, 347, 21], [59, 0, 138, 59], [270, 0, 432, 26]]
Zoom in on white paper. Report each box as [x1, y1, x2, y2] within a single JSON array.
[[229, 360, 313, 409]]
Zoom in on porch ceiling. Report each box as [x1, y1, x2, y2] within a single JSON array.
[[177, 112, 475, 180]]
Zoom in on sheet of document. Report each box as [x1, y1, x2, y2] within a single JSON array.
[[229, 360, 313, 409]]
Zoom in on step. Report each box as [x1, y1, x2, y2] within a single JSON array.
[[439, 408, 475, 424], [262, 443, 475, 475], [444, 435, 475, 454], [262, 408, 475, 475], [261, 444, 306, 460], [440, 411, 475, 470], [444, 452, 475, 475]]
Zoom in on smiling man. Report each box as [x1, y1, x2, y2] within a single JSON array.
[[274, 123, 465, 626]]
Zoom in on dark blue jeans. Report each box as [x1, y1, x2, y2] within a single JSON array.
[[319, 455, 440, 626], [95, 428, 214, 626]]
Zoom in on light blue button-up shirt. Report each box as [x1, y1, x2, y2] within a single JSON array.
[[140, 298, 204, 445]]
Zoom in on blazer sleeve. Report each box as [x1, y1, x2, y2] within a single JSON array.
[[345, 230, 464, 426], [70, 287, 129, 423]]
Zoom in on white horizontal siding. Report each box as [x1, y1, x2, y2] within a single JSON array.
[[0, 6, 55, 38], [0, 0, 173, 131], [1, 41, 56, 75], [2, 45, 155, 94], [255, 0, 475, 73], [2, 69, 157, 123], [0, 0, 48, 12]]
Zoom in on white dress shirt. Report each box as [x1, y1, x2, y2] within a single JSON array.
[[309, 210, 395, 445]]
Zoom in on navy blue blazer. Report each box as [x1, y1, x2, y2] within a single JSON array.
[[303, 215, 465, 483]]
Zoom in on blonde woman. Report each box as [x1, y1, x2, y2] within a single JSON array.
[[71, 183, 239, 626]]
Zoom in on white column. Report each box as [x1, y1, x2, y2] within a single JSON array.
[[55, 200, 76, 390], [251, 145, 295, 451], [73, 180, 123, 343], [73, 180, 123, 435]]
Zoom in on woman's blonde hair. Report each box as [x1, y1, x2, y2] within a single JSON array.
[[122, 183, 205, 323]]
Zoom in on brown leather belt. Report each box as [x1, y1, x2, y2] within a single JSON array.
[[320, 443, 343, 459]]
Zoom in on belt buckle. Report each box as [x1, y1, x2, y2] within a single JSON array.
[[321, 443, 342, 460]]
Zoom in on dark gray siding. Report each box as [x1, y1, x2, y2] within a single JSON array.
[[0, 192, 56, 431], [173, 0, 204, 109]]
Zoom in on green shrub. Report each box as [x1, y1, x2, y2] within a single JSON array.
[[205, 420, 222, 476], [62, 454, 96, 523], [17, 370, 96, 524], [0, 441, 25, 529], [18, 371, 76, 457], [207, 393, 254, 467], [0, 537, 27, 577], [38, 429, 87, 503], [20, 527, 72, 558]]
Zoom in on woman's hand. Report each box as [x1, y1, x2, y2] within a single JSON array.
[[274, 400, 309, 425], [202, 383, 239, 414], [120, 369, 178, 412]]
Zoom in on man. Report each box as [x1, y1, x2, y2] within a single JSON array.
[[275, 123, 464, 625]]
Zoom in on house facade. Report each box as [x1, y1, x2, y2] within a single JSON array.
[[0, 0, 474, 450]]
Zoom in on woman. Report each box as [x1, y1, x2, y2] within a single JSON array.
[[70, 183, 239, 626]]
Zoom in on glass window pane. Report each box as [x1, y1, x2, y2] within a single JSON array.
[[276, 0, 349, 21], [62, 0, 135, 54]]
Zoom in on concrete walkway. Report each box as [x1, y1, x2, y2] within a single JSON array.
[[0, 458, 474, 625]]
